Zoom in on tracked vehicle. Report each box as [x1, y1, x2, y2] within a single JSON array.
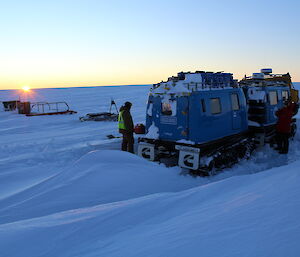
[[138, 69, 298, 175], [241, 69, 298, 144]]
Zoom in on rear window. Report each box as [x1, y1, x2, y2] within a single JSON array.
[[210, 98, 221, 114], [231, 93, 240, 110], [161, 102, 172, 115], [269, 91, 278, 105]]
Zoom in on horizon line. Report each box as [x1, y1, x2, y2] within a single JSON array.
[[0, 84, 152, 91]]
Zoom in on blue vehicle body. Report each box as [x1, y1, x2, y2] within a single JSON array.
[[244, 85, 290, 126], [138, 69, 298, 174], [146, 88, 248, 144]]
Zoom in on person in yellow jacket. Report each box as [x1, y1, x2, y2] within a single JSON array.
[[118, 101, 134, 153]]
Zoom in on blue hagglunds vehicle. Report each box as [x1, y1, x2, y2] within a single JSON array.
[[137, 69, 298, 175]]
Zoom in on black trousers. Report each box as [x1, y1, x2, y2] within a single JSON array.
[[276, 132, 289, 154], [120, 131, 134, 153]]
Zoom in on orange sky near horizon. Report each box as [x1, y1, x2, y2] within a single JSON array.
[[1, 67, 299, 90]]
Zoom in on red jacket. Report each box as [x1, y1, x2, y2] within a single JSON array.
[[276, 103, 295, 133]]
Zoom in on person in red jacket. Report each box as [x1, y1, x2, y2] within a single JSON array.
[[275, 100, 295, 154]]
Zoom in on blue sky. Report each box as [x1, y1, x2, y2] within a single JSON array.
[[0, 0, 299, 89]]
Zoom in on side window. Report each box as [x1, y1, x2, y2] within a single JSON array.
[[282, 90, 289, 101], [201, 99, 206, 112], [210, 98, 221, 114], [231, 93, 240, 110], [161, 102, 172, 115], [269, 91, 278, 105]]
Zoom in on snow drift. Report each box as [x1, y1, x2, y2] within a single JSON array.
[[1, 159, 300, 257], [0, 150, 199, 224], [0, 84, 299, 257]]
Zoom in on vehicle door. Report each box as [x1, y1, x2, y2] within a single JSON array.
[[159, 96, 189, 140]]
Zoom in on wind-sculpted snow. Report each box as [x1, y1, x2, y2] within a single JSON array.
[[0, 150, 200, 224], [0, 84, 300, 257], [1, 160, 300, 257], [0, 86, 150, 202]]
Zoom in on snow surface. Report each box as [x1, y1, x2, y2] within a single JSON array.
[[144, 122, 159, 139], [0, 83, 300, 257], [147, 102, 153, 117], [176, 139, 195, 144], [248, 120, 261, 127], [151, 73, 232, 95]]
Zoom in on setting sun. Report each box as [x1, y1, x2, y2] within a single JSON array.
[[22, 86, 31, 92]]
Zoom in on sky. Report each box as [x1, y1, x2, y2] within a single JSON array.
[[0, 0, 299, 89]]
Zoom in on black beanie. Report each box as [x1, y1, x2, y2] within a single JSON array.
[[125, 101, 132, 107]]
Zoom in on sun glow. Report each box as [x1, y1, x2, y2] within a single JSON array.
[[22, 86, 31, 92]]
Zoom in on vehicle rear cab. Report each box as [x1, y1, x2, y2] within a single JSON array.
[[241, 69, 298, 145], [138, 71, 248, 171]]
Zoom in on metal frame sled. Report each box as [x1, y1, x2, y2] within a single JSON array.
[[24, 102, 77, 116], [79, 100, 119, 122]]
